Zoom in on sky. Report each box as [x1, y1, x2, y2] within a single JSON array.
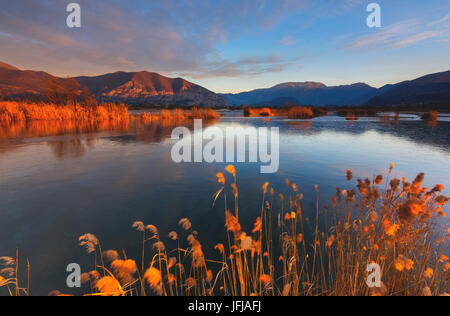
[[0, 0, 449, 93]]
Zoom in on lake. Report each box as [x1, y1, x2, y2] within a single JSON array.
[[0, 112, 449, 295]]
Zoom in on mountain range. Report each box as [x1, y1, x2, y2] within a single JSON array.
[[0, 62, 227, 107], [0, 61, 449, 108], [220, 71, 450, 108]]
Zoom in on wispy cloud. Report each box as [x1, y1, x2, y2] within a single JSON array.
[[393, 30, 447, 48], [428, 13, 450, 27], [280, 35, 298, 46], [179, 54, 297, 79], [343, 17, 450, 50], [343, 21, 419, 49]]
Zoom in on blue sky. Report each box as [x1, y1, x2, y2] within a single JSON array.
[[0, 0, 449, 92]]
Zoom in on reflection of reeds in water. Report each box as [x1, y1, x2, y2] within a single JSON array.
[[131, 119, 219, 144], [4, 165, 447, 296], [345, 113, 359, 121], [0, 120, 130, 140], [380, 114, 392, 123], [0, 118, 220, 161], [286, 121, 313, 129], [421, 111, 440, 128]]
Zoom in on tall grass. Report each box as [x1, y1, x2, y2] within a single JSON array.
[[0, 102, 220, 126], [132, 107, 220, 122], [4, 164, 447, 296], [0, 250, 30, 296], [0, 101, 128, 124]]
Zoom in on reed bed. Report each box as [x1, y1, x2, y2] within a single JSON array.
[[3, 164, 447, 296], [133, 107, 220, 122], [0, 101, 129, 124], [0, 102, 220, 127]]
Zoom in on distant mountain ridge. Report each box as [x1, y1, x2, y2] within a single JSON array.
[[220, 81, 381, 106], [0, 62, 227, 107], [221, 71, 450, 108]]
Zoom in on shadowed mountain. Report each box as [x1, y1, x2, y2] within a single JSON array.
[[365, 70, 450, 108], [221, 81, 380, 106], [253, 96, 301, 107], [221, 71, 450, 108], [0, 62, 227, 107]]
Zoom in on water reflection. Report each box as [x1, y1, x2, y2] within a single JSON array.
[[1, 115, 448, 154], [104, 119, 219, 144], [0, 118, 220, 159], [0, 113, 449, 295], [0, 120, 130, 140], [269, 117, 450, 153], [47, 139, 97, 159]]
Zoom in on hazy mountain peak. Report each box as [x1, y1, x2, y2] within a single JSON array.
[[221, 80, 378, 106], [0, 61, 20, 71], [272, 82, 326, 89]]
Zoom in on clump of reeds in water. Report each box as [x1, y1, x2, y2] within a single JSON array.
[[421, 111, 439, 122], [243, 106, 273, 117], [2, 165, 449, 296], [345, 113, 359, 121], [243, 105, 327, 119]]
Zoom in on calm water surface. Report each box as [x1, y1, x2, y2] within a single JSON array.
[[0, 112, 449, 295]]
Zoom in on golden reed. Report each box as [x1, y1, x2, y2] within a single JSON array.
[[0, 102, 220, 125], [0, 101, 129, 124]]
